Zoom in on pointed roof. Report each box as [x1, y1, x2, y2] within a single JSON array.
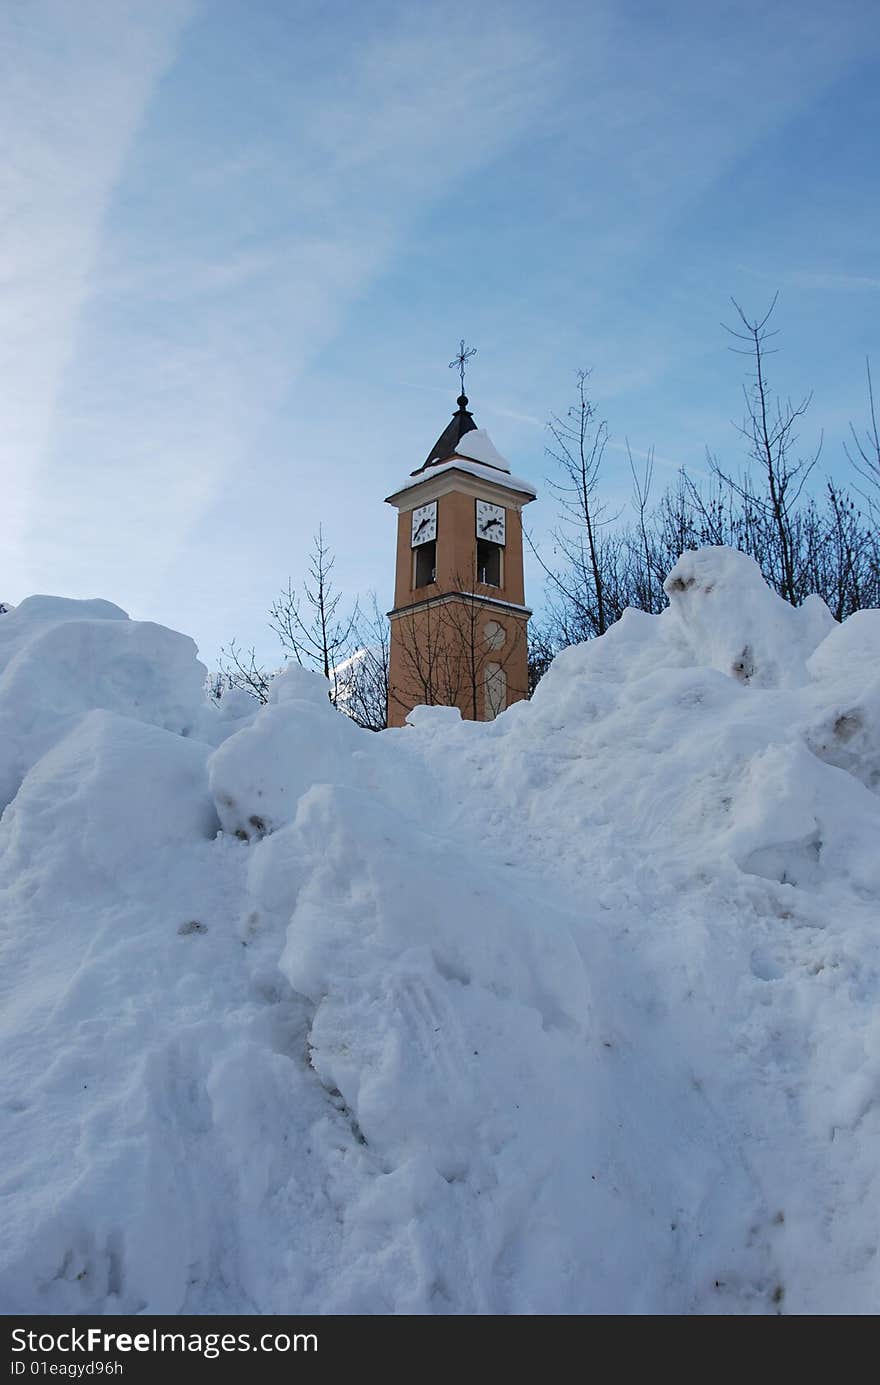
[[411, 394, 479, 475], [385, 397, 534, 506]]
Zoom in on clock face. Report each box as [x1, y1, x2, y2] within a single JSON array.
[[411, 501, 437, 548], [476, 500, 506, 546]]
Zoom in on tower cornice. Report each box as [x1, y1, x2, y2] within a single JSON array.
[[387, 590, 533, 621], [385, 462, 536, 512]]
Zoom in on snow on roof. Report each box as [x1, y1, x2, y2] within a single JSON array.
[[389, 456, 537, 502], [438, 427, 508, 471]]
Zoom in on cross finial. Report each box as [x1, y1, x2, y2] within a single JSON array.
[[449, 338, 476, 397]]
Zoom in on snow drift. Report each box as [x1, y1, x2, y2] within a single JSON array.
[[1, 550, 879, 1315]]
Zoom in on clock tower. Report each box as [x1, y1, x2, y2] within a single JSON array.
[[385, 390, 536, 728]]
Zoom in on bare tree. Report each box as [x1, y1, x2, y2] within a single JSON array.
[[335, 592, 390, 732], [269, 526, 359, 705], [534, 370, 618, 638], [809, 482, 876, 622], [710, 296, 822, 605], [527, 626, 555, 695], [846, 358, 880, 520], [625, 442, 668, 614], [216, 640, 274, 703], [215, 527, 360, 713], [535, 299, 880, 664]]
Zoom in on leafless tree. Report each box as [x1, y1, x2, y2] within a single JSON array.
[[269, 526, 359, 704], [216, 527, 369, 718], [335, 592, 390, 732], [625, 442, 667, 615], [527, 626, 555, 695], [807, 482, 876, 622], [536, 303, 878, 669], [216, 640, 274, 703], [530, 370, 620, 640], [846, 358, 880, 520], [710, 296, 822, 605]]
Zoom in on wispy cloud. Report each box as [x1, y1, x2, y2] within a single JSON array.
[[13, 3, 557, 619], [0, 0, 196, 583], [606, 440, 684, 476], [739, 265, 880, 294], [483, 404, 544, 429], [3, 1, 876, 660]]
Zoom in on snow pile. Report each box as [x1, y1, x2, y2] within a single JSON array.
[[663, 546, 835, 688], [2, 549, 880, 1315], [208, 664, 366, 840], [0, 596, 209, 814]]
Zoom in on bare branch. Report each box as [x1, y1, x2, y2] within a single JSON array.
[[217, 640, 273, 703]]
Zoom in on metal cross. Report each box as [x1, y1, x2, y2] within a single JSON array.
[[449, 339, 476, 395]]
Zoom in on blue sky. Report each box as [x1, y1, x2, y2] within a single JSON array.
[[2, 0, 878, 668]]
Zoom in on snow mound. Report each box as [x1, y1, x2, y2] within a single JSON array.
[[2, 548, 880, 1315], [1, 710, 218, 885], [664, 547, 835, 687], [208, 664, 367, 839], [0, 596, 209, 813]]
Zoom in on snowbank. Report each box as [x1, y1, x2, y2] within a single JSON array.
[[207, 664, 365, 839], [663, 546, 835, 687], [2, 552, 880, 1315], [0, 596, 209, 813]]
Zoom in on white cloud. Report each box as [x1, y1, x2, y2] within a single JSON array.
[[3, 0, 876, 662], [748, 268, 880, 294], [0, 0, 196, 584], [11, 3, 558, 625]]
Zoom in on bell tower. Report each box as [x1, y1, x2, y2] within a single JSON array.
[[385, 375, 536, 728]]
